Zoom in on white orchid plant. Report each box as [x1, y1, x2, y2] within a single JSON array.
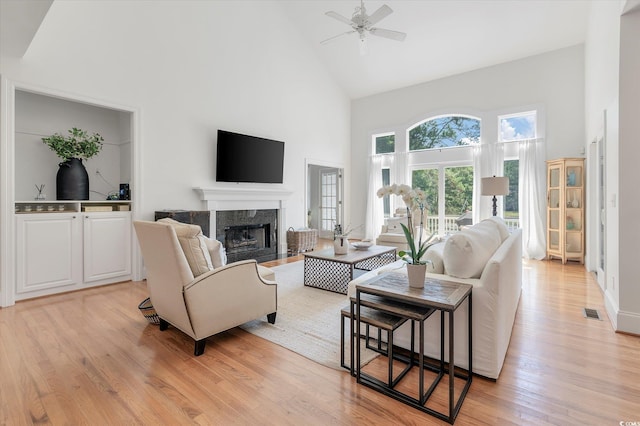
[[377, 184, 438, 265]]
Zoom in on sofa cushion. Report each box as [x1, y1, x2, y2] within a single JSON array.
[[385, 216, 408, 234], [424, 241, 446, 274], [443, 220, 502, 278], [484, 216, 510, 241], [157, 218, 213, 277], [377, 233, 408, 243], [257, 265, 276, 282], [203, 236, 227, 268]]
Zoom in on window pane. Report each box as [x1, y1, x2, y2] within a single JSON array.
[[412, 168, 439, 233], [375, 134, 395, 154], [444, 166, 473, 216], [382, 168, 390, 217], [499, 112, 536, 141], [409, 116, 480, 151], [320, 171, 338, 232], [504, 159, 519, 229]]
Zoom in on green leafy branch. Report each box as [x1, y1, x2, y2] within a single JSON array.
[[42, 127, 104, 161]]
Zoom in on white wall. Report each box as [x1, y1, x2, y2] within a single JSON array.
[[350, 46, 586, 238], [0, 0, 350, 226], [584, 0, 622, 325], [583, 0, 640, 334], [617, 7, 640, 333]]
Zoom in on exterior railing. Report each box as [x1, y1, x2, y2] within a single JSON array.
[[504, 218, 520, 231], [424, 216, 520, 235]]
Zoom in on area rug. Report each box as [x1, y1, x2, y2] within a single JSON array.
[[240, 261, 379, 370]]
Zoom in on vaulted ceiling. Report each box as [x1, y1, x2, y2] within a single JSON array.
[[279, 0, 591, 98], [1, 0, 593, 99]]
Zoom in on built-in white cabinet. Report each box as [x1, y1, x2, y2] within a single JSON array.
[[83, 212, 132, 283], [14, 201, 132, 300], [16, 213, 82, 295]]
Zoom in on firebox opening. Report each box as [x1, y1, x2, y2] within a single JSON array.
[[216, 209, 278, 263], [224, 224, 270, 255]]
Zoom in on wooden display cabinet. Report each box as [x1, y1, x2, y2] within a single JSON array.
[[546, 158, 585, 264]]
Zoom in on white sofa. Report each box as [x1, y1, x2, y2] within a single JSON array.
[[348, 217, 522, 380]]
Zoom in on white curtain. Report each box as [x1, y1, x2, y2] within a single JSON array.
[[365, 155, 384, 240], [397, 150, 409, 186], [472, 145, 483, 224], [519, 138, 546, 259]]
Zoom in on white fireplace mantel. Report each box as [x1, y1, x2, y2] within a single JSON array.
[[194, 186, 293, 211], [194, 186, 293, 255]]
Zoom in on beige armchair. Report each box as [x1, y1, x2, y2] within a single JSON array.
[[133, 220, 277, 356]]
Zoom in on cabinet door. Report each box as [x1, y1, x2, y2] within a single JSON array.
[[83, 213, 132, 283], [547, 163, 563, 253], [16, 214, 82, 294]]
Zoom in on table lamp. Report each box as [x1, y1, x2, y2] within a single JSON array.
[[481, 176, 509, 216]]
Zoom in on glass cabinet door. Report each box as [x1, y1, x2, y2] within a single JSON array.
[[549, 167, 560, 188], [549, 210, 560, 250], [547, 163, 562, 252], [549, 188, 560, 208], [547, 158, 585, 264], [566, 165, 583, 187]]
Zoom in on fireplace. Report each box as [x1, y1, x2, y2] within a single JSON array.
[[216, 209, 277, 263], [195, 186, 292, 261]]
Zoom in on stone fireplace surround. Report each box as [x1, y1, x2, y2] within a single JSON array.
[[217, 210, 276, 263], [194, 186, 292, 259]]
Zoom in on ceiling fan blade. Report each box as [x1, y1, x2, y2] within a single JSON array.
[[366, 4, 393, 26], [325, 11, 353, 26], [320, 31, 356, 45], [369, 27, 407, 42]]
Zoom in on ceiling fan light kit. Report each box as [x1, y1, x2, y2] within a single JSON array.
[[322, 0, 407, 54]]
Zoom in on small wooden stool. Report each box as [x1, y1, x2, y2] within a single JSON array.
[[340, 304, 407, 384]]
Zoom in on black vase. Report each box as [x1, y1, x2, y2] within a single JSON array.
[[56, 158, 89, 200]]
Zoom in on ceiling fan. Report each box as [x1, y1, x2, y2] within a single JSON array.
[[321, 0, 407, 53]]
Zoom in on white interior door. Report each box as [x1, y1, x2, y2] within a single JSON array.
[[320, 169, 341, 239]]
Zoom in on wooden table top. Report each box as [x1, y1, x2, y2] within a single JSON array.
[[356, 271, 472, 311], [303, 245, 396, 264]]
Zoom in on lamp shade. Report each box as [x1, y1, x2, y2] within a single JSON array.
[[481, 176, 509, 196]]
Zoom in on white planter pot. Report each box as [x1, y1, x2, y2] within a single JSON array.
[[334, 236, 349, 254], [406, 263, 427, 288]]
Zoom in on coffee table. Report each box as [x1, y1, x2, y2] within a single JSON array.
[[302, 245, 396, 294]]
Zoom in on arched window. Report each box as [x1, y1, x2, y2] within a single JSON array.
[[408, 115, 480, 151]]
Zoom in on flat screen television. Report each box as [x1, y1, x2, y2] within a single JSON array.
[[216, 130, 285, 184]]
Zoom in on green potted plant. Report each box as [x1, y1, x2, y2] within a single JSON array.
[[42, 127, 104, 200]]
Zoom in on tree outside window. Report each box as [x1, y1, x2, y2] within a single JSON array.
[[375, 134, 395, 154], [504, 159, 519, 227], [411, 169, 439, 217], [412, 166, 473, 234], [409, 116, 480, 151]]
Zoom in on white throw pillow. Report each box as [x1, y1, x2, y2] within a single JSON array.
[[443, 221, 502, 278], [157, 218, 214, 277], [204, 235, 227, 268], [423, 242, 445, 274], [484, 216, 510, 241]]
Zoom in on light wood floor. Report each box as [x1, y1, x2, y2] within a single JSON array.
[[1, 240, 639, 425]]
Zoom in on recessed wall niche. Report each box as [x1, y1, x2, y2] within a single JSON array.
[[15, 90, 132, 201]]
